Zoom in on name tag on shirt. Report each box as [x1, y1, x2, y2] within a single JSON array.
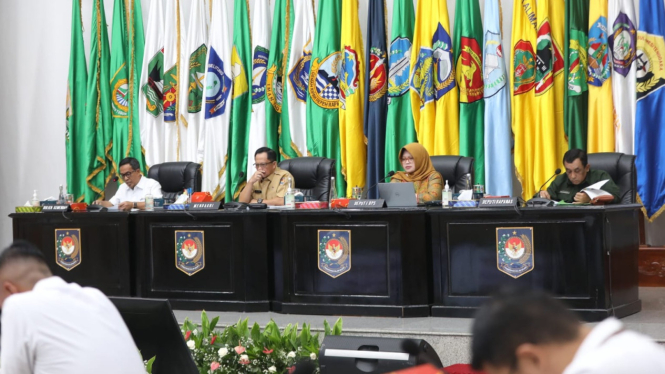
[[560, 190, 570, 194], [254, 190, 262, 194]]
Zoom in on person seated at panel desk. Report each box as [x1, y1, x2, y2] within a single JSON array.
[[539, 148, 620, 203], [239, 147, 294, 206], [390, 142, 443, 204], [92, 157, 163, 211]]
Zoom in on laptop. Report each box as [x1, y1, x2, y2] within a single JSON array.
[[378, 182, 418, 208]]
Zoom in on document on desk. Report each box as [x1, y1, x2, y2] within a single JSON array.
[[581, 179, 612, 199]]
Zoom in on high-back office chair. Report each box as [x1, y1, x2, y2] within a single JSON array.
[[277, 157, 335, 201], [147, 162, 202, 202], [587, 152, 637, 204], [430, 156, 475, 193]]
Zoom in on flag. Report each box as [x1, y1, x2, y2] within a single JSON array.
[[635, 0, 665, 220], [246, 0, 271, 179], [226, 0, 252, 201], [587, 0, 615, 153], [482, 0, 513, 196], [110, 0, 146, 178], [265, 0, 292, 159], [65, 0, 88, 202], [163, 0, 186, 161], [609, 0, 637, 154], [454, 0, 485, 185], [85, 0, 114, 201], [178, 0, 208, 163], [511, 0, 538, 199], [139, 0, 165, 168], [533, 0, 566, 198], [385, 0, 417, 176], [339, 0, 366, 197], [283, 0, 314, 159], [410, 0, 458, 156], [564, 0, 589, 149], [364, 0, 389, 199], [307, 0, 345, 194], [200, 0, 233, 201]]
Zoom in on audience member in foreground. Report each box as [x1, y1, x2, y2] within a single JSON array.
[[0, 240, 145, 374], [471, 288, 665, 374]]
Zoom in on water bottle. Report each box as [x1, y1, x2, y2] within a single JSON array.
[[284, 178, 295, 208], [32, 190, 40, 207], [329, 177, 337, 209], [464, 173, 472, 190], [58, 184, 65, 204], [145, 194, 154, 211], [442, 180, 451, 209]]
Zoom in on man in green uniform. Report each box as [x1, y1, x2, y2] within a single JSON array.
[[539, 149, 620, 203], [239, 147, 295, 206]]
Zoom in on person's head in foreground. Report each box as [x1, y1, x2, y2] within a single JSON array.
[[471, 288, 665, 374], [0, 239, 51, 308], [562, 149, 589, 186]]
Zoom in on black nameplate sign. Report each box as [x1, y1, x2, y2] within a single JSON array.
[[479, 198, 517, 208], [189, 202, 222, 210], [42, 204, 71, 212], [348, 199, 385, 209]]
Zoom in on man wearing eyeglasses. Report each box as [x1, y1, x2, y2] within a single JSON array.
[[92, 157, 163, 211], [239, 147, 294, 206]]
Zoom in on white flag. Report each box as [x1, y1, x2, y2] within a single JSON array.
[[163, 0, 187, 161], [139, 0, 165, 168], [609, 0, 637, 154], [246, 0, 272, 178], [179, 0, 208, 162], [200, 0, 234, 200]]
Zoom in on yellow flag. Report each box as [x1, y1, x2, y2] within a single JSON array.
[[339, 0, 366, 196], [587, 0, 615, 152], [511, 0, 538, 199], [410, 0, 458, 155]]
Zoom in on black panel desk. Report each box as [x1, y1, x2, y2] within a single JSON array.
[[428, 205, 641, 321]]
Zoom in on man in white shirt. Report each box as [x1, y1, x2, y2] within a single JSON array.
[[92, 157, 162, 211], [471, 289, 665, 374], [0, 240, 146, 374]]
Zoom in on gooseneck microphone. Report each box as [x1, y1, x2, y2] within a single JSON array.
[[362, 171, 396, 199], [534, 168, 561, 198]]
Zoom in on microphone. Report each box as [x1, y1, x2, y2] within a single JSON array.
[[534, 168, 561, 198], [362, 171, 395, 199]]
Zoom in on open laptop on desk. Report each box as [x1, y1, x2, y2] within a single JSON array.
[[378, 182, 418, 208]]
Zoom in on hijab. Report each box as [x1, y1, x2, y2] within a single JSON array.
[[392, 143, 437, 182]]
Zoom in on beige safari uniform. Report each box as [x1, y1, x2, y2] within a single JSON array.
[[250, 167, 294, 201]]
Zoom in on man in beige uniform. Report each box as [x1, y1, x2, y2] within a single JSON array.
[[239, 147, 295, 206]]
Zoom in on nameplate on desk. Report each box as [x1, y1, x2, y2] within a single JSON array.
[[479, 198, 517, 208], [42, 204, 71, 212], [348, 199, 385, 209], [189, 202, 222, 210]]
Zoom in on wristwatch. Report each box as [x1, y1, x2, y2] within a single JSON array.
[[133, 202, 138, 209], [257, 199, 263, 204]]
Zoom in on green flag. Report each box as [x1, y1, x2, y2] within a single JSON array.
[[226, 0, 253, 201], [85, 0, 114, 201], [454, 0, 485, 185], [66, 0, 89, 202], [110, 0, 146, 176], [306, 0, 345, 194], [385, 0, 417, 175], [564, 0, 589, 149]]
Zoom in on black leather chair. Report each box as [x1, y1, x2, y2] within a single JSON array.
[[277, 157, 335, 201], [147, 162, 202, 202], [430, 156, 475, 193], [587, 152, 636, 204]]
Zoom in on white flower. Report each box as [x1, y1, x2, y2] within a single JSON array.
[[218, 347, 228, 357], [187, 340, 196, 350], [193, 329, 198, 335], [268, 366, 277, 373], [310, 353, 317, 360], [287, 351, 296, 358]]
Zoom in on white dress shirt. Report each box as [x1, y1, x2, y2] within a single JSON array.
[[564, 317, 665, 374], [0, 277, 146, 374], [109, 175, 163, 206]]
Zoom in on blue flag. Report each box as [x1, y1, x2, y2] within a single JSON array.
[[363, 0, 389, 198], [636, 0, 665, 220], [482, 0, 513, 196]]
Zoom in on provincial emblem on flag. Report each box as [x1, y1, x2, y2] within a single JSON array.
[[266, 63, 283, 112], [188, 44, 208, 113], [588, 17, 611, 86], [288, 44, 312, 104], [231, 46, 249, 99], [432, 24, 455, 99], [205, 48, 233, 119], [163, 65, 178, 123], [309, 52, 342, 109], [318, 230, 351, 278], [175, 230, 205, 276], [111, 79, 129, 117], [368, 47, 387, 102], [636, 32, 665, 100], [484, 31, 507, 98], [65, 85, 71, 140], [496, 227, 534, 278], [388, 37, 412, 98], [55, 229, 81, 271], [142, 50, 165, 117], [609, 13, 636, 77], [567, 34, 589, 95], [513, 40, 536, 94], [536, 20, 555, 94], [252, 46, 269, 104], [340, 46, 360, 109], [457, 37, 484, 102], [410, 47, 434, 108]]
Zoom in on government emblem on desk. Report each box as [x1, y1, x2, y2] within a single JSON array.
[[318, 230, 351, 278], [497, 227, 534, 278], [55, 229, 81, 271], [175, 231, 205, 276]]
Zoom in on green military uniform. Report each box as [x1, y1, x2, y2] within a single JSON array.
[[546, 169, 620, 203], [250, 167, 294, 201]]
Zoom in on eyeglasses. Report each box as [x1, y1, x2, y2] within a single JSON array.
[[253, 161, 275, 169], [400, 157, 414, 163], [120, 170, 138, 179]]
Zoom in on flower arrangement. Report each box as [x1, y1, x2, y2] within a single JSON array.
[[181, 311, 343, 374]]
